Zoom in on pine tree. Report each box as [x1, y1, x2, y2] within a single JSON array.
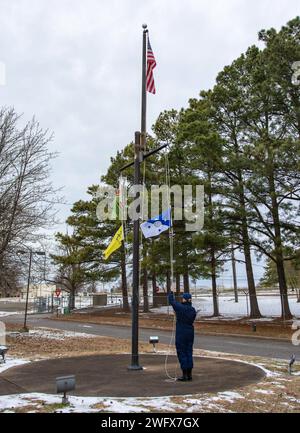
[[208, 56, 263, 318], [236, 42, 300, 320], [178, 98, 230, 316]]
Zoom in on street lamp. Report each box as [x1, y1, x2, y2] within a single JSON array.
[[18, 249, 46, 331]]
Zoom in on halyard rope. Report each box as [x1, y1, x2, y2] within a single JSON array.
[[164, 151, 179, 381]]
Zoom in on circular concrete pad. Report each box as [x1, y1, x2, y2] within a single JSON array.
[[0, 355, 265, 397]]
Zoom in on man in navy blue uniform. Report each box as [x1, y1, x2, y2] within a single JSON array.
[[168, 291, 197, 382]]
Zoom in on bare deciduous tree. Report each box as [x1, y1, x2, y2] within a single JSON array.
[[0, 107, 60, 295]]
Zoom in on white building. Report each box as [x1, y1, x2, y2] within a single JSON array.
[[20, 283, 58, 299]]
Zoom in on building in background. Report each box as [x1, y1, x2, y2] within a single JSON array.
[[20, 283, 57, 299]]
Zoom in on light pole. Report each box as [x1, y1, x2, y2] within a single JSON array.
[[18, 249, 46, 331]]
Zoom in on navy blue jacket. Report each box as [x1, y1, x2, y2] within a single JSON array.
[[168, 292, 197, 342]]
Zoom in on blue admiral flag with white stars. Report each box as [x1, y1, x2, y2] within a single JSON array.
[[140, 208, 172, 239]]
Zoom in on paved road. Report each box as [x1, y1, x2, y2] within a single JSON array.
[[2, 314, 299, 361]]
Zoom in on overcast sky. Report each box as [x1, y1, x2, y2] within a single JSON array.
[[0, 0, 299, 283]]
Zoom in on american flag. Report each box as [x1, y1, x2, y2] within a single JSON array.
[[146, 36, 157, 94]]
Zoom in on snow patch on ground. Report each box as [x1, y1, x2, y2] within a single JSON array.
[[152, 295, 300, 318], [0, 310, 35, 317], [202, 354, 277, 379], [0, 392, 184, 413], [0, 356, 30, 374], [269, 382, 286, 389], [0, 391, 247, 413], [0, 298, 23, 303], [27, 328, 95, 340], [219, 357, 280, 378], [0, 311, 21, 317], [284, 396, 300, 404], [255, 389, 274, 395], [210, 391, 244, 404]]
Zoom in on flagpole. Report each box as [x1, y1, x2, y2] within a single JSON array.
[[128, 131, 143, 371], [128, 24, 148, 371], [141, 23, 148, 152]]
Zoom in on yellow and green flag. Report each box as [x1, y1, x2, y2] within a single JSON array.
[[111, 191, 119, 220], [103, 225, 124, 260]]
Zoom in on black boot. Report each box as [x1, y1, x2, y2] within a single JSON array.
[[187, 368, 193, 381], [177, 369, 188, 382]]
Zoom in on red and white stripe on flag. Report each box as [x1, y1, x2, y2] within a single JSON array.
[[146, 36, 157, 94]]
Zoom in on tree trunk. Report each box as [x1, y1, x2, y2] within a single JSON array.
[[121, 246, 130, 312], [143, 266, 149, 313], [267, 148, 293, 320], [183, 270, 190, 293], [152, 272, 157, 308], [211, 249, 220, 317], [142, 243, 149, 312], [166, 271, 171, 294], [241, 219, 262, 318], [231, 244, 238, 303], [68, 289, 75, 310], [234, 140, 261, 318], [276, 257, 292, 319], [274, 233, 292, 319], [176, 273, 181, 296], [207, 175, 220, 317]]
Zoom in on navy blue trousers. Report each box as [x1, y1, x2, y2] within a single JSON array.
[[176, 333, 194, 370]]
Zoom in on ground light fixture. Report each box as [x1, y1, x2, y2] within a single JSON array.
[[149, 336, 159, 352], [56, 375, 76, 404], [288, 354, 296, 375], [0, 346, 8, 363]]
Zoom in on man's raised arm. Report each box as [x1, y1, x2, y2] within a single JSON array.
[[167, 291, 182, 312]]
